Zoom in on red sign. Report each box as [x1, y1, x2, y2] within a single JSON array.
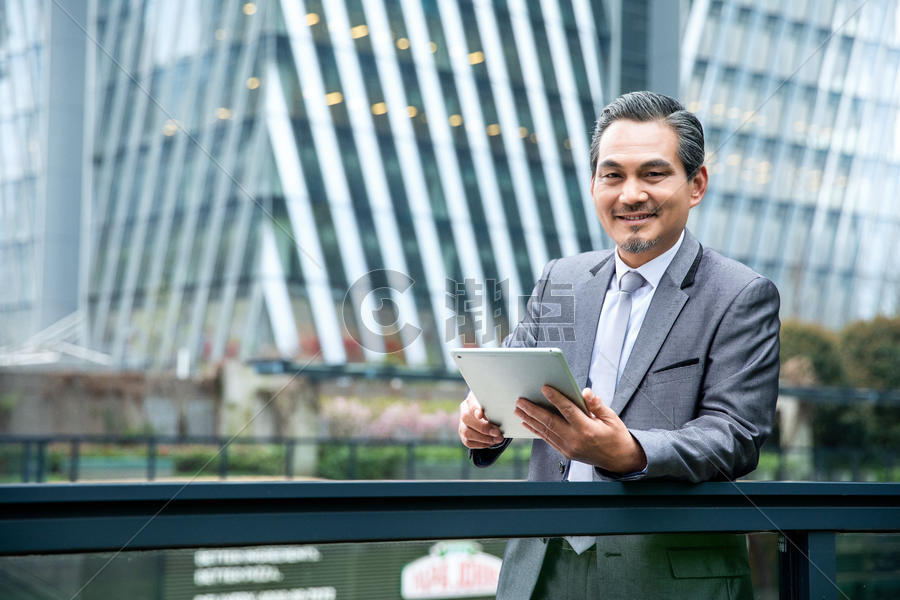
[[401, 542, 502, 599]]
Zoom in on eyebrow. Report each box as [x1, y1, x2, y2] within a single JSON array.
[[597, 158, 674, 170]]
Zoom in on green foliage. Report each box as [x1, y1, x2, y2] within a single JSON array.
[[813, 403, 875, 451], [315, 444, 405, 480], [0, 444, 23, 480], [840, 316, 900, 390], [779, 320, 845, 385], [170, 447, 218, 475], [226, 445, 285, 475], [780, 318, 900, 462], [171, 444, 286, 476]]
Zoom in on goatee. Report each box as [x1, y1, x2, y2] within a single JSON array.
[[621, 235, 659, 254]]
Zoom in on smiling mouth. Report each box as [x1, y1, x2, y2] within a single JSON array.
[[616, 212, 656, 223]]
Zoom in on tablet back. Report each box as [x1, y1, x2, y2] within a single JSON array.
[[452, 347, 586, 439]]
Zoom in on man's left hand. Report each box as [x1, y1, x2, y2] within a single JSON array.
[[514, 385, 647, 474]]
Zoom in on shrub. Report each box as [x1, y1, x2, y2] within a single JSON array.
[[172, 447, 220, 475], [779, 320, 845, 385], [172, 444, 286, 476], [840, 316, 900, 390], [316, 444, 405, 480]]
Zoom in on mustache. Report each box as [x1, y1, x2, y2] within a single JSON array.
[[612, 202, 660, 217]]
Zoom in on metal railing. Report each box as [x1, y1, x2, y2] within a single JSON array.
[[0, 480, 897, 600], [0, 434, 533, 482], [1, 433, 896, 483]]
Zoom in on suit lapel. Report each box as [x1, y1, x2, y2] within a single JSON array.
[[609, 230, 703, 415], [570, 254, 615, 388]]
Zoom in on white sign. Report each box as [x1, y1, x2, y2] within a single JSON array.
[[401, 541, 502, 599]]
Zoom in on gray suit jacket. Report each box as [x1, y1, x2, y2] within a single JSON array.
[[472, 229, 780, 599]]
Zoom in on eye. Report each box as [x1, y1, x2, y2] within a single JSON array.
[[601, 172, 622, 179], [645, 171, 667, 178]]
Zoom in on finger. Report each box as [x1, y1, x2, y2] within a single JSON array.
[[515, 401, 566, 447], [583, 388, 603, 417], [514, 397, 557, 427], [541, 385, 587, 424], [461, 396, 502, 438], [460, 425, 504, 448], [461, 409, 502, 438], [521, 420, 565, 455], [586, 392, 616, 419], [458, 404, 503, 446], [467, 395, 496, 428], [461, 435, 504, 449]]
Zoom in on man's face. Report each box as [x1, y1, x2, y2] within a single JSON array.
[[590, 119, 707, 267]]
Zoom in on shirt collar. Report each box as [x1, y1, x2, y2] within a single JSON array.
[[613, 229, 686, 291]]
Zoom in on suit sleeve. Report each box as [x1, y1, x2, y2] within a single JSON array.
[[629, 276, 781, 482], [469, 259, 558, 467]]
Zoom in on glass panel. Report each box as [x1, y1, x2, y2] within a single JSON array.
[[0, 540, 509, 600], [0, 533, 804, 599], [837, 533, 900, 599]]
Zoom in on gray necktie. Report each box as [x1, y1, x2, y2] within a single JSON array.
[[566, 270, 645, 554], [588, 269, 645, 406]]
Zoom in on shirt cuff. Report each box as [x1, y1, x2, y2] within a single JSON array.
[[607, 465, 648, 481]]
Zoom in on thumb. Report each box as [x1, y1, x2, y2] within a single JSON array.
[[583, 388, 610, 417]]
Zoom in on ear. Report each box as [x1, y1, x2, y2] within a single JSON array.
[[688, 165, 708, 208]]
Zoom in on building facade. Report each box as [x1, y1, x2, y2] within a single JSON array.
[[681, 0, 900, 328], [1, 0, 898, 372], [0, 0, 86, 354], [83, 0, 615, 371]]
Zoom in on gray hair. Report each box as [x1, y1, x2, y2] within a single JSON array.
[[589, 91, 705, 180]]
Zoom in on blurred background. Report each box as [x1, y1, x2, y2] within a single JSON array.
[[0, 0, 898, 597], [2, 0, 898, 372]]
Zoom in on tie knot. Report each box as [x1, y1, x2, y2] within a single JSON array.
[[619, 270, 644, 294]]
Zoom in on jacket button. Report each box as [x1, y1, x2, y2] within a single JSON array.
[[558, 461, 565, 473]]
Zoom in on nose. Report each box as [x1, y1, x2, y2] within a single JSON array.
[[619, 176, 647, 204]]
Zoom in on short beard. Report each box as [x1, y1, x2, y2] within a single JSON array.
[[620, 234, 659, 254]]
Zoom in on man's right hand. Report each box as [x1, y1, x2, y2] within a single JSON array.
[[458, 392, 505, 448]]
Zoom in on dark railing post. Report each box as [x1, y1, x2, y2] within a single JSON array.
[[285, 439, 295, 479], [35, 441, 47, 483], [69, 440, 80, 482], [22, 441, 31, 483], [779, 531, 839, 600], [147, 439, 157, 481], [219, 442, 228, 480], [775, 445, 786, 481], [348, 442, 357, 480], [406, 442, 415, 480]]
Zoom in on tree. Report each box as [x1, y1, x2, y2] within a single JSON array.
[[779, 320, 845, 386], [840, 316, 900, 390]]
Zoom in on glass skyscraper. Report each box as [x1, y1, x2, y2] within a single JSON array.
[[0, 0, 86, 359], [1, 0, 898, 372], [682, 0, 900, 328], [83, 0, 612, 371]]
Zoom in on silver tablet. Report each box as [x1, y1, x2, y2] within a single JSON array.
[[452, 347, 587, 439]]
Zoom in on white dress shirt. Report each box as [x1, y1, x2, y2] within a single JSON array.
[[593, 229, 686, 392], [568, 230, 685, 482]]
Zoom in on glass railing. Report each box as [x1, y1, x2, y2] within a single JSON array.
[[1, 480, 897, 599]]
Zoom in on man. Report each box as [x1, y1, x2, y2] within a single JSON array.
[[458, 92, 780, 599]]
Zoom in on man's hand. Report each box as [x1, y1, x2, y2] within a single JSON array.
[[515, 385, 647, 474], [458, 392, 505, 449]]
